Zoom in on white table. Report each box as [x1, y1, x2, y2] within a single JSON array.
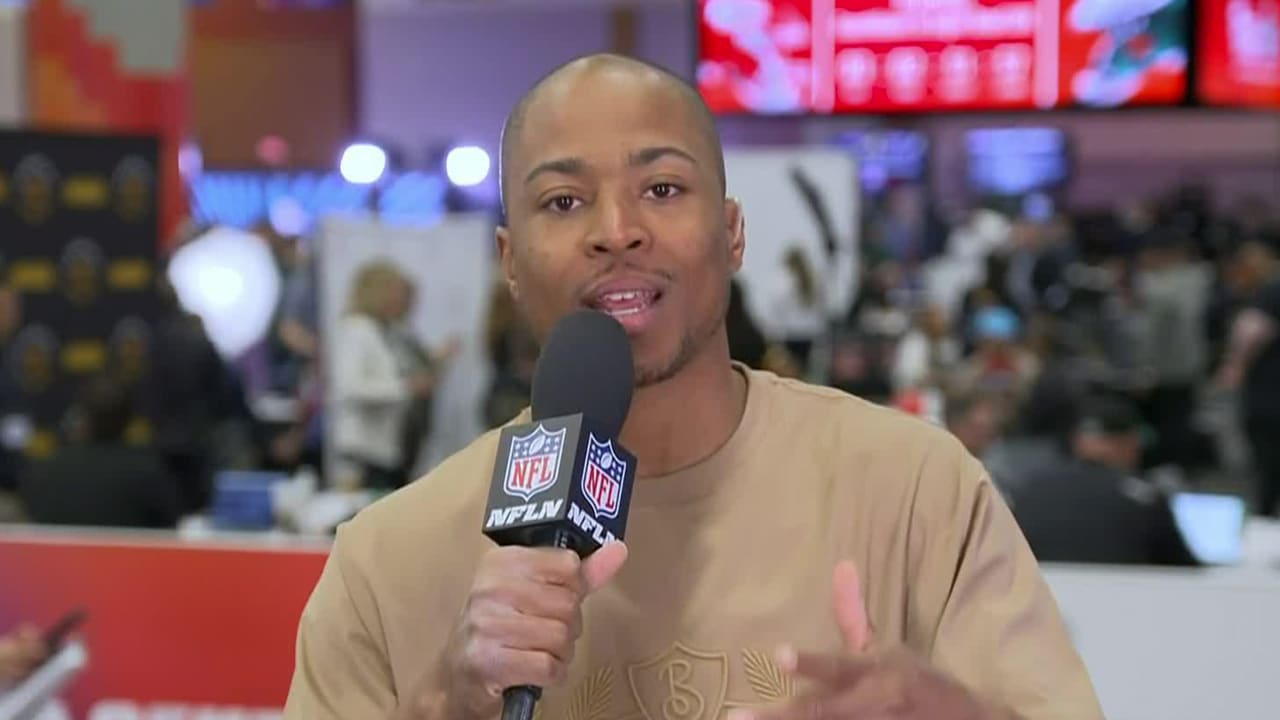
[[1042, 520, 1280, 720]]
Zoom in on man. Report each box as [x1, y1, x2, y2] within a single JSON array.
[[1217, 239, 1280, 516], [1012, 395, 1199, 566], [19, 373, 182, 528], [0, 281, 28, 499], [285, 55, 1100, 720], [1134, 231, 1212, 470]]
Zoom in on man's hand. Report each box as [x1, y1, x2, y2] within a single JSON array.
[[729, 562, 1014, 720], [399, 542, 628, 720], [0, 624, 48, 685]]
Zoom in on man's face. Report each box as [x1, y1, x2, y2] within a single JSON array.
[[497, 68, 743, 386]]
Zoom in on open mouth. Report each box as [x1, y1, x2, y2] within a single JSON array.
[[587, 289, 663, 318]]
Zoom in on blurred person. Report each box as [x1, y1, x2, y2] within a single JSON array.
[[285, 54, 1100, 720], [1012, 395, 1199, 566], [483, 278, 541, 428], [150, 273, 246, 512], [386, 282, 461, 483], [1133, 231, 1214, 470], [951, 306, 1041, 409], [331, 262, 445, 490], [946, 390, 1007, 462], [892, 305, 960, 392], [18, 373, 182, 528], [1217, 239, 1280, 516], [0, 624, 47, 686], [876, 182, 946, 267], [726, 276, 768, 369], [769, 245, 823, 371], [727, 278, 802, 378], [837, 259, 910, 401], [945, 390, 1018, 502], [0, 282, 28, 498]]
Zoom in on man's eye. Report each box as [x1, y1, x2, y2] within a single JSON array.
[[544, 195, 582, 213], [645, 183, 682, 200]]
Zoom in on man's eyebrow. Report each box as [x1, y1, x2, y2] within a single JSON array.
[[524, 157, 585, 185], [629, 146, 699, 169]]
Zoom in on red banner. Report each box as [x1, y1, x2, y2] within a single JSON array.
[[697, 0, 1189, 114], [1198, 0, 1280, 107], [0, 530, 327, 719]]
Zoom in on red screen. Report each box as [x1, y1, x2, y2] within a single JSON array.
[[1198, 0, 1280, 107], [697, 0, 1189, 114]]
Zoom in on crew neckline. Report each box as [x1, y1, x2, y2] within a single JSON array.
[[504, 363, 772, 507], [628, 362, 768, 508]]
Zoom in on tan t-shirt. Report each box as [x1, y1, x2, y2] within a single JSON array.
[[284, 367, 1102, 720]]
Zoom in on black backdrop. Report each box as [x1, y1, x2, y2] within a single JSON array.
[[0, 130, 160, 458]]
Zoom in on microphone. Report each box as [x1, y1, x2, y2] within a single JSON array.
[[482, 309, 637, 720]]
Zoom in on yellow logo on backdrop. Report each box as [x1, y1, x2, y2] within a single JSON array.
[[107, 258, 153, 291], [111, 317, 151, 382], [13, 325, 58, 394], [61, 339, 107, 374], [125, 416, 152, 445], [7, 259, 58, 292], [113, 156, 153, 223], [24, 429, 57, 459], [62, 174, 110, 209], [0, 174, 8, 204], [61, 238, 105, 306], [13, 154, 58, 225]]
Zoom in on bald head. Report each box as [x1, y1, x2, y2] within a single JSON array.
[[499, 54, 725, 217]]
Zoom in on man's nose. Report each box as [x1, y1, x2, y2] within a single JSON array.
[[586, 192, 651, 256]]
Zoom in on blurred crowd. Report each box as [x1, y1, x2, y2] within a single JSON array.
[[722, 181, 1279, 564], [1, 179, 1277, 568]]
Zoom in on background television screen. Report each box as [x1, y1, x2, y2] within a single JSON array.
[[1171, 492, 1247, 565], [829, 129, 929, 194], [966, 127, 1070, 196], [1197, 0, 1280, 107], [696, 0, 1189, 114]]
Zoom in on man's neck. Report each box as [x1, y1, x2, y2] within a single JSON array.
[[620, 340, 747, 478]]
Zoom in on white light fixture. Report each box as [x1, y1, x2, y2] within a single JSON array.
[[167, 227, 282, 359], [445, 145, 491, 187], [339, 142, 388, 185]]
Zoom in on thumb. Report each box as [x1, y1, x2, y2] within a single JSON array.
[[582, 541, 629, 594], [833, 560, 872, 652]]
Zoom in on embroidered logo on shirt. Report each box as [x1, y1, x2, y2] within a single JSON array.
[[562, 644, 797, 720], [627, 643, 728, 720]]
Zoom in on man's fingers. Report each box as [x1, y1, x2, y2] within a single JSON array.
[[832, 560, 872, 652], [480, 615, 578, 663], [582, 541, 628, 594], [500, 581, 582, 623], [480, 547, 583, 595], [775, 646, 876, 687], [466, 643, 568, 691]]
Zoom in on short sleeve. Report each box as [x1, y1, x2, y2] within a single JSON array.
[[283, 524, 397, 719], [920, 460, 1104, 720]]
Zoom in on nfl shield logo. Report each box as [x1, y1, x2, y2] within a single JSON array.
[[582, 434, 626, 519], [504, 425, 566, 501]]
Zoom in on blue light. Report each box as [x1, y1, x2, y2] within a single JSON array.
[[188, 171, 449, 232]]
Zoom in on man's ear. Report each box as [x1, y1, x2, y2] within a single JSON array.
[[496, 225, 519, 300], [724, 197, 746, 272]]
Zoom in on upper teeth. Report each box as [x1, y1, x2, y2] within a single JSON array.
[[604, 291, 644, 302]]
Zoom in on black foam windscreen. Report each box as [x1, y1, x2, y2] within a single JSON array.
[[531, 310, 634, 437]]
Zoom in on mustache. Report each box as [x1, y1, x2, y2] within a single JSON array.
[[574, 263, 674, 296]]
